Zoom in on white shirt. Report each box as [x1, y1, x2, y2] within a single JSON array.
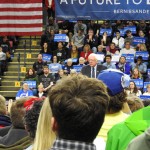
[[120, 48, 135, 55]]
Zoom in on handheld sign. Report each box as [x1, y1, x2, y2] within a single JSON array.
[[140, 95, 150, 100], [121, 54, 134, 63], [124, 26, 136, 34], [73, 65, 82, 73], [100, 28, 112, 36], [133, 37, 146, 45], [130, 79, 143, 88], [54, 34, 67, 42], [23, 81, 36, 89], [42, 54, 52, 62], [135, 51, 149, 61], [143, 82, 150, 92]]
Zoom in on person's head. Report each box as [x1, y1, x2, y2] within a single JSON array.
[[127, 96, 144, 112], [50, 29, 55, 35], [138, 30, 145, 37], [43, 42, 48, 49], [88, 29, 94, 36], [77, 20, 83, 26], [38, 84, 44, 93], [83, 44, 91, 52], [43, 65, 49, 75], [129, 81, 138, 91], [49, 75, 109, 142], [139, 43, 146, 51], [37, 54, 43, 62], [124, 41, 131, 49], [126, 30, 132, 37], [119, 56, 126, 64], [79, 57, 85, 65], [103, 32, 108, 36], [67, 58, 73, 66], [27, 68, 35, 76], [105, 55, 112, 63], [70, 69, 77, 76], [97, 45, 103, 52], [146, 84, 150, 93], [52, 56, 58, 63], [97, 69, 130, 113], [132, 67, 141, 78], [10, 97, 32, 129], [88, 53, 98, 67], [110, 42, 116, 49], [57, 42, 63, 50], [0, 95, 6, 115], [71, 45, 78, 53], [58, 69, 64, 77], [115, 30, 121, 37], [136, 56, 143, 64], [22, 83, 29, 91], [24, 100, 43, 139]]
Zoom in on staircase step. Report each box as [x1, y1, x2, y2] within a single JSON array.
[[0, 86, 20, 91], [1, 81, 23, 86], [9, 62, 34, 65], [17, 45, 40, 49], [15, 48, 41, 53], [20, 36, 41, 39], [0, 91, 18, 98], [4, 72, 26, 76], [12, 57, 37, 62], [14, 53, 39, 58], [2, 76, 25, 81]]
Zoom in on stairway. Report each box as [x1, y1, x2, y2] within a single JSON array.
[[0, 36, 41, 99]]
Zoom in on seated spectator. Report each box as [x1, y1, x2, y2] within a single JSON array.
[[106, 106, 150, 150], [0, 46, 6, 76], [0, 95, 11, 128], [24, 99, 43, 150], [42, 75, 109, 150], [106, 42, 119, 55], [143, 84, 150, 96], [99, 31, 111, 47], [131, 56, 147, 75], [49, 56, 62, 73], [33, 54, 47, 76], [78, 57, 86, 66], [55, 69, 66, 82], [116, 56, 131, 75], [68, 45, 79, 61], [97, 69, 130, 141], [131, 67, 143, 79], [103, 55, 116, 69], [127, 96, 144, 112], [0, 97, 32, 149], [36, 84, 46, 98], [96, 45, 106, 55], [126, 81, 142, 97], [16, 83, 33, 100], [74, 20, 87, 35], [69, 69, 77, 76], [53, 42, 67, 64], [127, 127, 150, 150], [124, 30, 134, 46], [84, 29, 98, 53], [120, 41, 135, 55], [38, 65, 54, 94], [71, 28, 85, 51], [63, 58, 73, 75], [112, 30, 125, 49], [40, 42, 52, 54], [80, 44, 92, 63], [136, 43, 147, 51]]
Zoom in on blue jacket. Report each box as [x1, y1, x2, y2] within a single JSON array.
[[16, 89, 33, 99]]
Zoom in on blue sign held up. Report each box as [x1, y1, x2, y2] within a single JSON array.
[[23, 81, 36, 89], [100, 28, 112, 36], [54, 34, 67, 42], [121, 54, 134, 63], [133, 37, 146, 45], [130, 79, 143, 88], [140, 95, 150, 100], [42, 54, 52, 62], [73, 65, 82, 73], [135, 51, 149, 60], [124, 26, 137, 34], [143, 82, 150, 92]]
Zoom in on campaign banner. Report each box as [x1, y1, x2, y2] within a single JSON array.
[[143, 82, 150, 91], [135, 51, 149, 60], [42, 54, 52, 62], [96, 54, 105, 62], [130, 79, 143, 88], [54, 34, 66, 42], [73, 65, 83, 73], [23, 81, 36, 89], [140, 95, 150, 100], [133, 37, 146, 45], [55, 1, 150, 20], [121, 54, 134, 62], [100, 28, 112, 36], [65, 58, 78, 63], [111, 55, 120, 63], [147, 69, 150, 75], [124, 26, 136, 34]]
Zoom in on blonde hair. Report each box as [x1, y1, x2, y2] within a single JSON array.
[[139, 43, 147, 51], [33, 98, 56, 150], [0, 95, 6, 115]]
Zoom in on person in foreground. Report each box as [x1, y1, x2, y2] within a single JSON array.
[[49, 74, 109, 150]]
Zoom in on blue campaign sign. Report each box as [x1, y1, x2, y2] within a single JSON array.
[[42, 54, 52, 62], [54, 34, 66, 42], [100, 28, 112, 36], [135, 51, 149, 60], [140, 95, 150, 100], [124, 26, 136, 34], [55, 1, 150, 20], [73, 65, 82, 73], [121, 54, 134, 63], [143, 82, 150, 91], [65, 58, 78, 63], [147, 69, 150, 75], [133, 37, 146, 45], [23, 81, 36, 89], [130, 79, 143, 88]]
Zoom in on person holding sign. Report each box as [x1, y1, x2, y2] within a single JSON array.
[[124, 30, 134, 46]]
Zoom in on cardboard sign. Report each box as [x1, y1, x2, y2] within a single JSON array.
[[15, 81, 20, 87]]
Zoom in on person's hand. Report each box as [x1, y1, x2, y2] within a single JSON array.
[[7, 99, 13, 114]]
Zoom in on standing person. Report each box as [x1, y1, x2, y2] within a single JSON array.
[[74, 20, 87, 35], [38, 65, 54, 94], [49, 75, 109, 150], [45, 0, 55, 19], [33, 54, 47, 76], [81, 53, 107, 78]]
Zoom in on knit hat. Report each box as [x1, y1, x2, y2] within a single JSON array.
[[97, 69, 130, 96]]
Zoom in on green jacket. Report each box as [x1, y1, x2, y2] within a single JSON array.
[[106, 106, 150, 150]]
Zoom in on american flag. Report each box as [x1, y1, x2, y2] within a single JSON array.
[[0, 0, 43, 36]]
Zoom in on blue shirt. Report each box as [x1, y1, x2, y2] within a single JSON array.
[[49, 63, 62, 73]]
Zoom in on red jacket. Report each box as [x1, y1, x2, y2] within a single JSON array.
[[45, 0, 55, 10], [80, 51, 92, 61]]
